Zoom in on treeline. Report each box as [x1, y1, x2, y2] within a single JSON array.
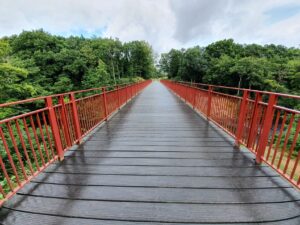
[[159, 39, 300, 96], [0, 29, 156, 105]]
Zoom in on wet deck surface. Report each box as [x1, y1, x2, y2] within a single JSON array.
[[1, 81, 300, 224]]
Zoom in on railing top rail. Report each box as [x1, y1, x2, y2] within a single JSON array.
[[177, 81, 300, 100], [0, 81, 138, 108]]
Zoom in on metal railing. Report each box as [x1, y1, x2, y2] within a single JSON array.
[[0, 80, 151, 205], [161, 80, 300, 188]]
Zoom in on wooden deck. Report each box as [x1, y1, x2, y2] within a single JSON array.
[[1, 81, 300, 224]]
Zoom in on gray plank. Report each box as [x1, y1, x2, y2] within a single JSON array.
[[3, 195, 300, 223], [18, 183, 299, 204], [31, 173, 290, 188], [43, 164, 278, 177]]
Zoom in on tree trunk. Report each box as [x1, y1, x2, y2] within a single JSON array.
[[111, 61, 116, 85], [237, 75, 242, 95]]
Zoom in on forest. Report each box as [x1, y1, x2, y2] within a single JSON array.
[[0, 29, 156, 105], [2, 32, 300, 109], [159, 39, 300, 97]]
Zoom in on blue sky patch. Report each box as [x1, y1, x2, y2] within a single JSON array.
[[265, 4, 300, 25], [56, 26, 107, 38]]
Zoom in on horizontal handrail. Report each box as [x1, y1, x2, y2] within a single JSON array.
[[161, 80, 300, 189], [0, 82, 136, 108], [178, 81, 300, 100], [0, 80, 152, 205]]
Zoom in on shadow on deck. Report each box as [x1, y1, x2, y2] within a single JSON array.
[[1, 81, 300, 224]]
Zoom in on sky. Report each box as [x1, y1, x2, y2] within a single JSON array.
[[0, 0, 300, 53]]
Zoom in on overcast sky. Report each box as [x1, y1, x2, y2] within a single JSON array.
[[1, 0, 300, 53]]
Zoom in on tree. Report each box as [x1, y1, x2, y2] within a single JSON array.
[[0, 40, 34, 103], [159, 39, 300, 99], [177, 47, 207, 82], [159, 49, 182, 78], [82, 60, 110, 88], [123, 41, 155, 79]]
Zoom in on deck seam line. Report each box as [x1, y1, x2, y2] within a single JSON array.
[[15, 193, 300, 204], [55, 163, 268, 168], [2, 207, 300, 224], [30, 182, 291, 189], [41, 171, 279, 177]]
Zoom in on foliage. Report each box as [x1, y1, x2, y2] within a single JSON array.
[[159, 39, 300, 96], [0, 29, 156, 118]]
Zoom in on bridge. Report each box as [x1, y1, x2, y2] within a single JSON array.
[[0, 80, 299, 224]]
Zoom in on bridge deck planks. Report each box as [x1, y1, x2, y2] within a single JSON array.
[[1, 81, 300, 225]]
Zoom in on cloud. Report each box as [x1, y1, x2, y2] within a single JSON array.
[[170, 0, 300, 46], [0, 0, 299, 53], [170, 0, 230, 43]]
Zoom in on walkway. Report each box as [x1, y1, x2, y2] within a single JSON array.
[[1, 81, 300, 224]]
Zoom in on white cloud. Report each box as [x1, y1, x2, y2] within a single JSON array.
[[0, 0, 299, 53]]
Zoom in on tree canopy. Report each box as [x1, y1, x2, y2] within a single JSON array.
[[159, 39, 300, 96], [0, 29, 156, 105]]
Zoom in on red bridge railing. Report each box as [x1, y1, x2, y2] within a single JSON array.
[[161, 80, 300, 188], [0, 80, 151, 205]]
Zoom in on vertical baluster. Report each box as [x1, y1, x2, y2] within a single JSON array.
[[29, 115, 45, 166], [22, 118, 40, 170], [69, 93, 82, 144], [6, 122, 28, 180], [277, 114, 295, 168], [271, 112, 287, 164], [0, 155, 14, 191], [102, 87, 108, 120], [58, 96, 72, 148], [42, 112, 55, 158], [0, 127, 21, 185], [235, 90, 249, 148], [284, 119, 300, 174], [247, 93, 262, 149], [265, 111, 281, 160], [15, 120, 34, 175], [0, 183, 6, 198], [206, 86, 213, 118], [117, 85, 121, 109], [36, 114, 50, 162]]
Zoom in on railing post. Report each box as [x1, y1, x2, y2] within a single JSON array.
[[206, 85, 213, 118], [45, 97, 64, 160], [235, 90, 249, 148], [117, 85, 121, 109], [69, 92, 82, 144], [102, 87, 108, 120], [255, 94, 277, 164], [58, 96, 72, 147]]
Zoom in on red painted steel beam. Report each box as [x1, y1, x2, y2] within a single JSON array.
[[45, 97, 64, 160]]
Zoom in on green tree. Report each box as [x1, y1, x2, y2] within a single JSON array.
[[82, 59, 111, 88], [0, 40, 34, 103]]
